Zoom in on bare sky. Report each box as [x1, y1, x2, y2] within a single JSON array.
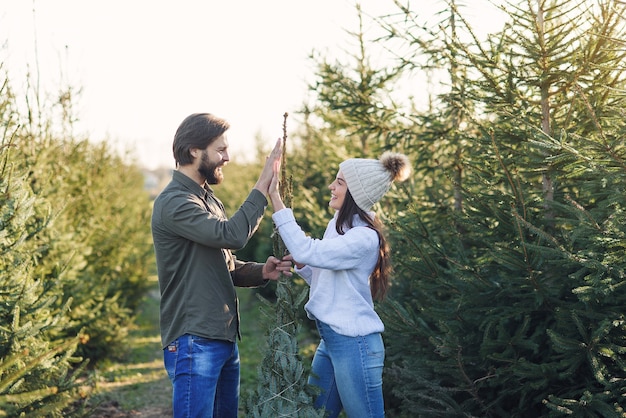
[[2, 0, 504, 169]]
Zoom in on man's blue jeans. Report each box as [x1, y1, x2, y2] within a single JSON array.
[[163, 334, 240, 418], [309, 320, 385, 417]]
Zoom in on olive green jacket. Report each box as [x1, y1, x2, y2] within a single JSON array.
[[151, 170, 268, 348]]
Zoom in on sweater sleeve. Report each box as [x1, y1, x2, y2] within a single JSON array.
[[272, 208, 378, 271], [295, 265, 313, 284]]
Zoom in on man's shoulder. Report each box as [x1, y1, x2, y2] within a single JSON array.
[[153, 180, 193, 210], [154, 181, 177, 200]]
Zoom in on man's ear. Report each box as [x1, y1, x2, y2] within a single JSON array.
[[190, 148, 199, 159]]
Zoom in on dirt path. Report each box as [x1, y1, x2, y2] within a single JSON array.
[[92, 401, 170, 418], [89, 285, 172, 417], [86, 286, 270, 417]]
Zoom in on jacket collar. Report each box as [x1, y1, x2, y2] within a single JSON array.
[[172, 170, 214, 199]]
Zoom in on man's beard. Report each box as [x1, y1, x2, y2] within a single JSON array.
[[198, 150, 224, 185]]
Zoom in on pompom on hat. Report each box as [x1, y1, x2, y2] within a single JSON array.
[[339, 151, 411, 211]]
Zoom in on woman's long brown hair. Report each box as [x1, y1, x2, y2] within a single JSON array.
[[335, 190, 391, 301]]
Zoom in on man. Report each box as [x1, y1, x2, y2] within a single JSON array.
[[151, 113, 291, 417]]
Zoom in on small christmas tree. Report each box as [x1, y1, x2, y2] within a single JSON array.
[[245, 114, 324, 417]]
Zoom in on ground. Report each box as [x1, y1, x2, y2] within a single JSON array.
[[86, 284, 172, 417], [91, 401, 171, 418], [84, 285, 269, 418]]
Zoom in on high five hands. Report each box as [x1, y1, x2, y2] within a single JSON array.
[[254, 138, 283, 195]]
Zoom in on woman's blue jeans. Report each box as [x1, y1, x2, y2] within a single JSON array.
[[310, 320, 385, 418], [163, 334, 240, 418]]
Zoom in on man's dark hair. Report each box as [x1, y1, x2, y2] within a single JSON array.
[[172, 113, 230, 166]]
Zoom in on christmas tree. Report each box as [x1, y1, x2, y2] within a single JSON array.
[[245, 114, 324, 417]]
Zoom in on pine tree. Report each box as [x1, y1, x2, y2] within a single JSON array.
[[0, 98, 86, 417], [0, 60, 155, 414], [373, 0, 626, 416], [245, 114, 323, 417]]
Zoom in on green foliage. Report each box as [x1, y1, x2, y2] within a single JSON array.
[[367, 0, 626, 416], [11, 132, 154, 362], [0, 103, 85, 416], [244, 278, 322, 417], [218, 158, 274, 263], [4, 0, 623, 416], [284, 0, 626, 416], [245, 115, 323, 417], [0, 62, 154, 414]]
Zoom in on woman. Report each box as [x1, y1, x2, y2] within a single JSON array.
[[269, 151, 411, 418]]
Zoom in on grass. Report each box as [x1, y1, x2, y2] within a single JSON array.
[[83, 280, 292, 417], [85, 277, 171, 417], [238, 288, 271, 399]]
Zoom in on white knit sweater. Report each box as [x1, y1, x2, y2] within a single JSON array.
[[271, 208, 385, 337]]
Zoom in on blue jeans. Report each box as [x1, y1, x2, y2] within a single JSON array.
[[163, 334, 240, 418], [309, 320, 385, 418]]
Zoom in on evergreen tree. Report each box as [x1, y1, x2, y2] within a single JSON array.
[[245, 114, 323, 417], [0, 84, 86, 417], [294, 3, 416, 222], [0, 56, 154, 414], [373, 0, 626, 416]]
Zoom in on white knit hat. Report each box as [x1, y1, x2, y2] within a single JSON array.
[[339, 151, 411, 211]]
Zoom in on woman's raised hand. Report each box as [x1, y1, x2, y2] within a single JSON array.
[[268, 151, 286, 211], [254, 138, 282, 195]]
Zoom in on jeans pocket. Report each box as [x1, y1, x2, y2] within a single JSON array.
[[364, 333, 385, 360], [163, 340, 179, 381]]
